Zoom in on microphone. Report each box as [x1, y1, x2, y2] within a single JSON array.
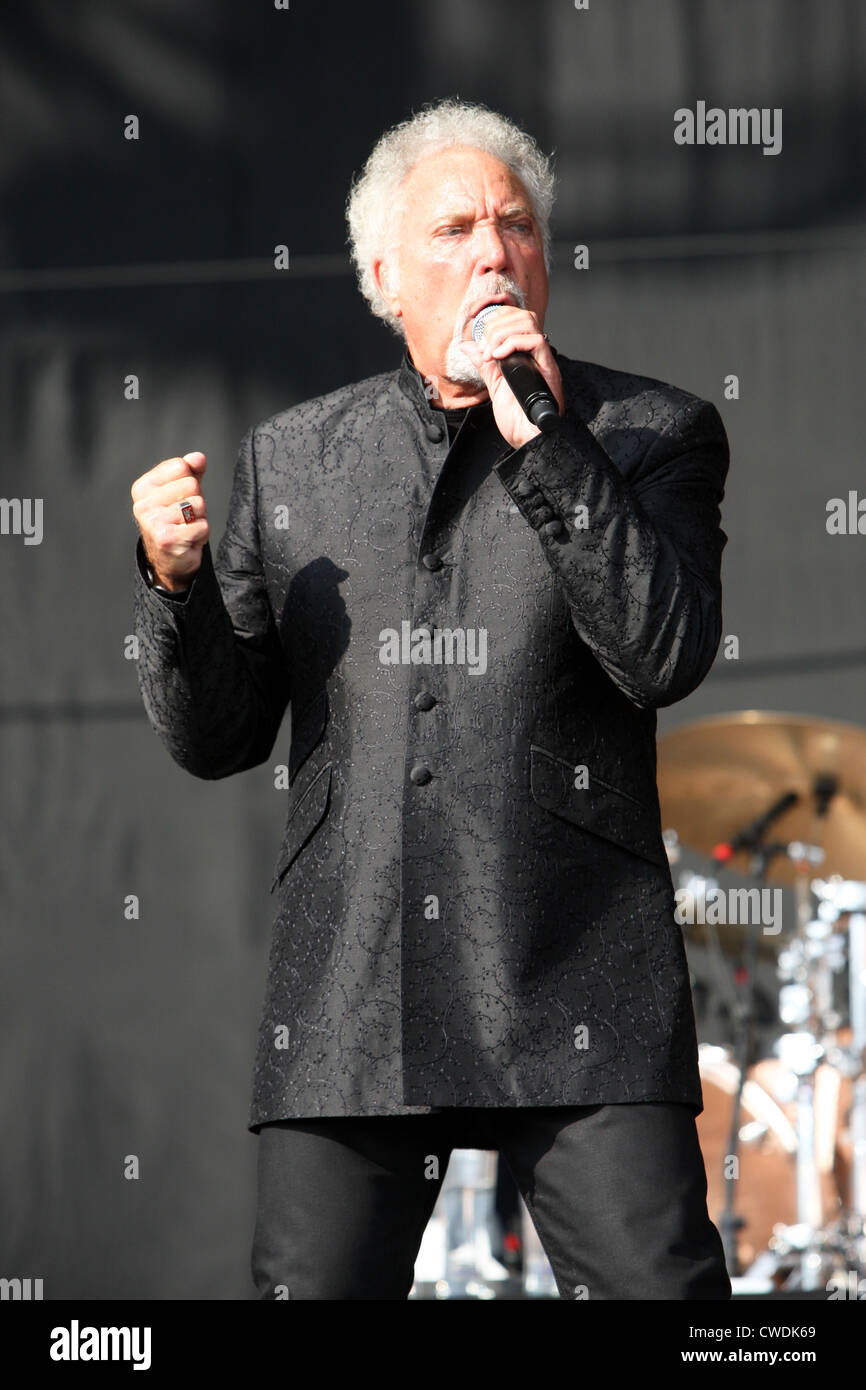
[[471, 304, 561, 435]]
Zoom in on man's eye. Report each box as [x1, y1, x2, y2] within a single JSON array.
[[441, 226, 464, 236], [508, 222, 532, 233]]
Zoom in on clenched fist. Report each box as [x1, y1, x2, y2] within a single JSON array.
[[131, 452, 209, 590]]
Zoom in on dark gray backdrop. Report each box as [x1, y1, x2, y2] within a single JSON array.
[[1, 0, 864, 1297]]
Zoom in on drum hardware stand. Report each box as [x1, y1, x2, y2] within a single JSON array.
[[716, 836, 793, 1277], [785, 885, 866, 1281], [846, 903, 866, 1272], [740, 777, 866, 1289], [700, 791, 800, 1277], [746, 874, 866, 1288], [657, 716, 866, 1289]]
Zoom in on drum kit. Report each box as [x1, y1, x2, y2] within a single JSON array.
[[658, 710, 866, 1292], [411, 708, 866, 1298]]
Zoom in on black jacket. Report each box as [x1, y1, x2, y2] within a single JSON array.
[[133, 348, 729, 1129]]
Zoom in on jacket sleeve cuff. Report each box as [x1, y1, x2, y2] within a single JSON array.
[[492, 410, 614, 542], [135, 534, 214, 615]]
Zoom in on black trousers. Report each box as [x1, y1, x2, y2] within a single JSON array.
[[251, 1102, 731, 1300]]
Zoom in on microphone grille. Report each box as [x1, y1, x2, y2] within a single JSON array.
[[471, 304, 503, 344]]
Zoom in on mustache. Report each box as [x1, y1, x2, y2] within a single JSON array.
[[456, 276, 526, 339]]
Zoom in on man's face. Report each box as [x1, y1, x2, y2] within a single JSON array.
[[375, 146, 549, 399]]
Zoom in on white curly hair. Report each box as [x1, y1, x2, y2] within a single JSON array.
[[346, 99, 555, 337]]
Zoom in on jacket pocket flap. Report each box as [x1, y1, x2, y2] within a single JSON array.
[[530, 743, 666, 867], [270, 763, 332, 891], [288, 689, 328, 785]]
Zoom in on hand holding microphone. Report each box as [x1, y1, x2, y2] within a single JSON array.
[[461, 303, 564, 449]]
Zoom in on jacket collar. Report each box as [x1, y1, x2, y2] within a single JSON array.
[[396, 348, 492, 422], [396, 344, 561, 420], [396, 348, 440, 419]]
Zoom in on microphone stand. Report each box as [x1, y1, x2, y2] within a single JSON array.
[[717, 838, 787, 1277], [715, 777, 835, 1279]]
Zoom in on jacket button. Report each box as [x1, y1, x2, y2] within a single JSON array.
[[414, 691, 436, 711], [410, 763, 432, 785], [422, 552, 443, 571], [533, 505, 554, 526], [425, 422, 445, 443], [542, 518, 566, 538], [516, 478, 535, 497]]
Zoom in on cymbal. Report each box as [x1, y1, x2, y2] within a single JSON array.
[[657, 711, 866, 885]]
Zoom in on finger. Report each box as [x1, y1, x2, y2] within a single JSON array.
[[530, 344, 565, 412], [134, 481, 203, 526], [131, 453, 206, 501], [478, 309, 540, 351], [487, 331, 547, 358], [490, 332, 561, 393], [171, 492, 207, 524], [491, 333, 563, 406], [461, 340, 502, 389], [468, 334, 564, 415], [147, 511, 209, 553], [133, 492, 208, 538], [156, 476, 206, 505], [148, 516, 210, 556]]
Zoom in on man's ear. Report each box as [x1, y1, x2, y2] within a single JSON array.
[[373, 256, 401, 320]]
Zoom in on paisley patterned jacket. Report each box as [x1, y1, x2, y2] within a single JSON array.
[[132, 347, 729, 1129]]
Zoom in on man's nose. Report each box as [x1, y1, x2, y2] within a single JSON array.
[[473, 225, 509, 275]]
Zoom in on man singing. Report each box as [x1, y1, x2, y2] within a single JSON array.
[[131, 99, 731, 1300]]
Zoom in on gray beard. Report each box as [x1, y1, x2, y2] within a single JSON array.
[[443, 277, 527, 389], [443, 338, 485, 388]]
